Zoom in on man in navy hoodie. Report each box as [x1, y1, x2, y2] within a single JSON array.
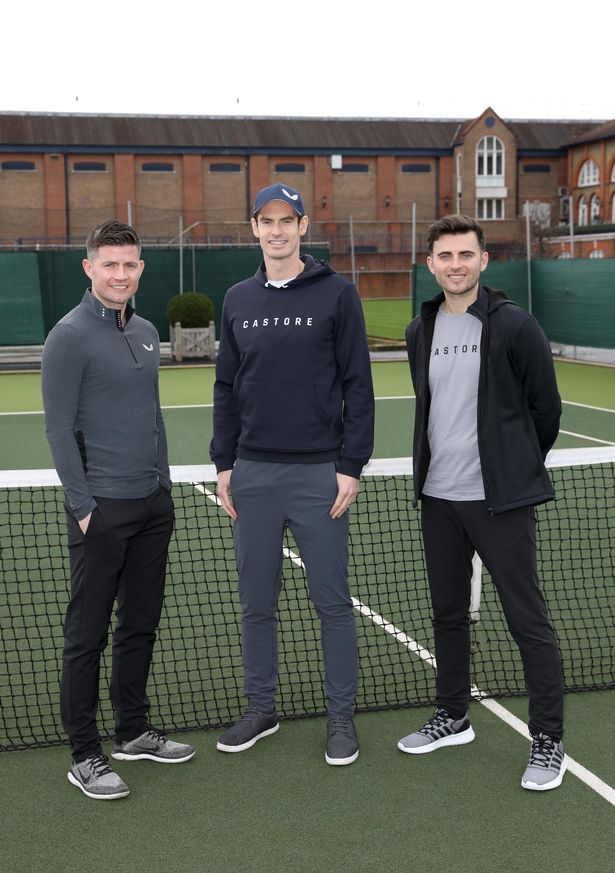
[[210, 183, 375, 765]]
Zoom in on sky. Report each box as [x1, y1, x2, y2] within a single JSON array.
[[3, 1, 612, 123]]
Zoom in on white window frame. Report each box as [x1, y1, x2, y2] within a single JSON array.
[[590, 194, 601, 223], [578, 195, 588, 226], [456, 153, 462, 212], [476, 136, 504, 180], [476, 198, 504, 220], [578, 159, 599, 187], [611, 192, 615, 223]]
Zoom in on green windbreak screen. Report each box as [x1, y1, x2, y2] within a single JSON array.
[[532, 259, 615, 349], [0, 253, 45, 344], [1, 250, 612, 349], [6, 245, 329, 343], [414, 258, 615, 351], [414, 260, 528, 315]]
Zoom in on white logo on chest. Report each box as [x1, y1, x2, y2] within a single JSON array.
[[242, 317, 313, 329]]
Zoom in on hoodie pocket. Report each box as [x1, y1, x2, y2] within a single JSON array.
[[237, 379, 339, 450]]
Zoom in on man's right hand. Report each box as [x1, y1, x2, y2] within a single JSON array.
[[78, 512, 92, 535], [217, 469, 237, 520]]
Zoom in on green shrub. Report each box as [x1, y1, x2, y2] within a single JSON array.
[[166, 292, 215, 327]]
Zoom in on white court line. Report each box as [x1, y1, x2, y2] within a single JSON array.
[[162, 403, 213, 410], [8, 396, 615, 416], [559, 429, 615, 446], [477, 697, 615, 804], [195, 483, 220, 504], [194, 476, 615, 804], [0, 396, 415, 415], [563, 400, 615, 415], [0, 409, 43, 416], [352, 595, 615, 806]]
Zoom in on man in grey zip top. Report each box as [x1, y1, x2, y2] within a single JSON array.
[[42, 220, 194, 801]]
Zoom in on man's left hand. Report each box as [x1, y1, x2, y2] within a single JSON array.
[[330, 473, 360, 519]]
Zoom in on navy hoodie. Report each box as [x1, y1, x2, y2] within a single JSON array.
[[210, 255, 374, 478]]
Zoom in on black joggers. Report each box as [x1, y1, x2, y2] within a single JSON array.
[[61, 486, 174, 761], [421, 496, 564, 738]]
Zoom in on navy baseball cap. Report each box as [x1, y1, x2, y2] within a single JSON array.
[[252, 183, 305, 217]]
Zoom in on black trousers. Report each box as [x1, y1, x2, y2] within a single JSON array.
[[61, 486, 174, 761], [421, 496, 564, 738]]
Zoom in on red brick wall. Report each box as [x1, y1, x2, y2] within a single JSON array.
[[114, 154, 136, 224], [43, 153, 67, 241]]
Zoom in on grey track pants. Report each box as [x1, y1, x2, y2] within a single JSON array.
[[230, 459, 358, 718]]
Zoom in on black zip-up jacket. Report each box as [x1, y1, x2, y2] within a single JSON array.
[[210, 255, 375, 478], [405, 285, 561, 515]]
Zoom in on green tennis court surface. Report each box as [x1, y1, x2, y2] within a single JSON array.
[[0, 360, 614, 468], [0, 359, 614, 873]]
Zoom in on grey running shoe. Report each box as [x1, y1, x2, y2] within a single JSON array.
[[216, 708, 279, 753], [325, 717, 359, 766], [521, 733, 567, 791], [397, 707, 475, 754], [67, 753, 130, 800], [112, 728, 195, 763]]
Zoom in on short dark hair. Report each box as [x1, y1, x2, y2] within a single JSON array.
[[426, 214, 485, 255], [85, 220, 141, 260]]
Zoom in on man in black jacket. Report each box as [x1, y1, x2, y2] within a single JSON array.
[[398, 214, 566, 791], [210, 183, 374, 765]]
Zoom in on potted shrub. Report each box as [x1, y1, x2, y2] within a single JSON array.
[[166, 292, 216, 361]]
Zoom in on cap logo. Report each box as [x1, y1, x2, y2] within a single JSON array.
[[282, 188, 299, 201]]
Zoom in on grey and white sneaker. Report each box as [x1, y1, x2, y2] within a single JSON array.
[[112, 728, 195, 763], [325, 717, 359, 766], [216, 708, 279, 753], [398, 707, 475, 754], [68, 753, 130, 800], [521, 732, 567, 791]]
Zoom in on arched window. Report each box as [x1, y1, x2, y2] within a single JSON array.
[[578, 196, 588, 226], [578, 159, 599, 187], [590, 194, 601, 223], [589, 248, 604, 259], [476, 136, 504, 177]]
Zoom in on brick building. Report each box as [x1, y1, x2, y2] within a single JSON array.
[[0, 107, 612, 291]]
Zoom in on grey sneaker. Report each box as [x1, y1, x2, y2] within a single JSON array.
[[521, 732, 567, 791], [325, 717, 359, 766], [397, 707, 475, 754], [216, 708, 279, 753], [68, 753, 130, 800], [112, 728, 195, 763]]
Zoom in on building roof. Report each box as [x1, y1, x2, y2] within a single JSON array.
[[569, 118, 615, 145], [0, 111, 605, 156]]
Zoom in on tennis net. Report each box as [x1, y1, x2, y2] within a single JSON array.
[[1, 447, 614, 751]]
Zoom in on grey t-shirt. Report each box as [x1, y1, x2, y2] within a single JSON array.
[[422, 307, 485, 500]]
